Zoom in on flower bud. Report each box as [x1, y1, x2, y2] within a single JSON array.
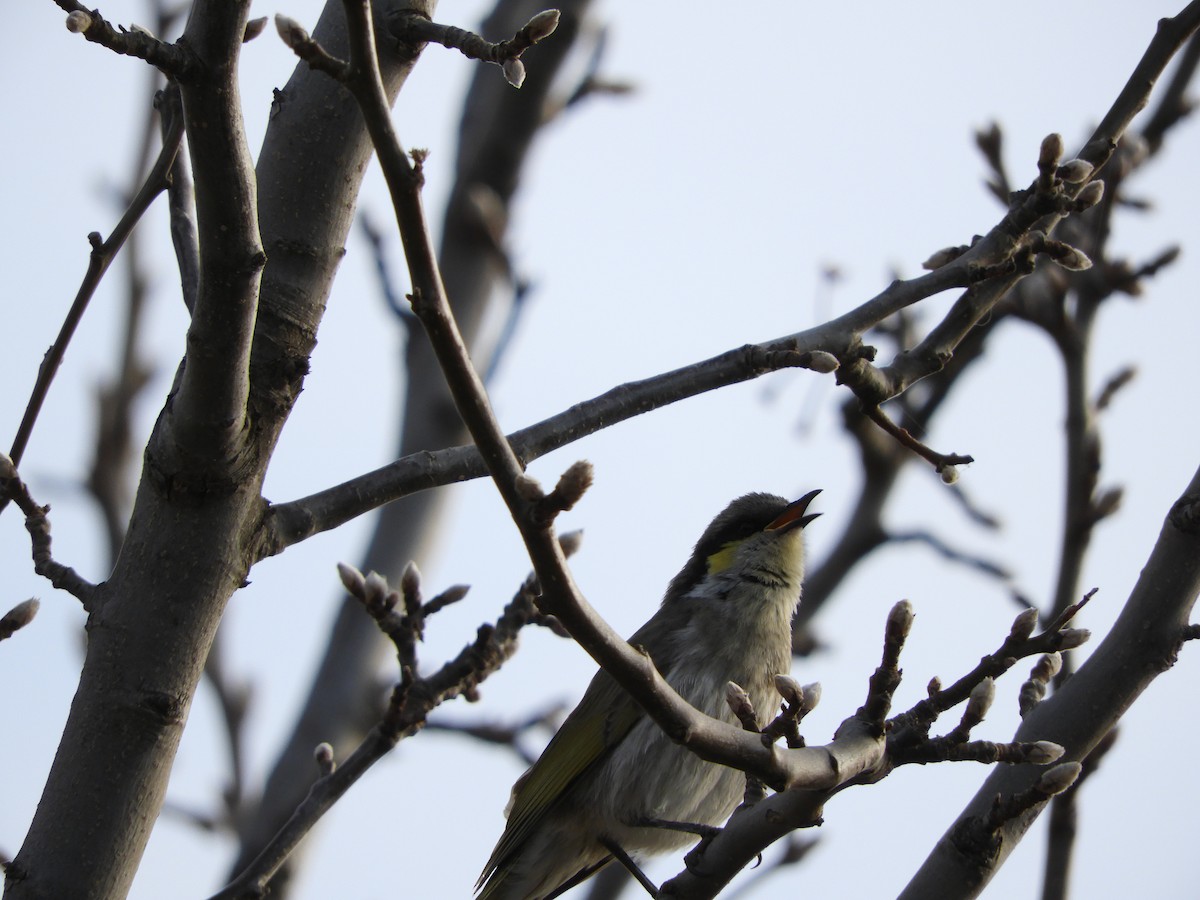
[[800, 682, 822, 714], [1073, 180, 1105, 211], [1056, 628, 1091, 650], [1038, 761, 1082, 795], [337, 562, 366, 596], [66, 10, 93, 32], [1055, 246, 1093, 271], [1027, 741, 1065, 765], [274, 13, 310, 48], [1039, 133, 1065, 170], [1009, 607, 1039, 641], [524, 9, 560, 41], [965, 677, 996, 721], [314, 742, 336, 775], [888, 600, 915, 640], [0, 598, 40, 639], [800, 351, 840, 374], [1056, 159, 1094, 183], [502, 58, 527, 88], [364, 571, 390, 605]]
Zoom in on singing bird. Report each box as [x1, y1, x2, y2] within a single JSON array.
[[477, 490, 821, 899]]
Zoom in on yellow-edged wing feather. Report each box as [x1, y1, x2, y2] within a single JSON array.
[[477, 666, 644, 897]]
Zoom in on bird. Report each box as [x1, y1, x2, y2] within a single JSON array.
[[476, 490, 821, 899]]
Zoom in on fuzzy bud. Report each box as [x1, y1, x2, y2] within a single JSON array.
[[336, 562, 366, 597], [940, 465, 959, 485], [0, 451, 16, 480], [1038, 761, 1082, 796], [1039, 133, 1065, 170], [243, 16, 268, 42], [552, 460, 594, 511], [401, 561, 421, 598], [557, 529, 584, 558], [0, 598, 40, 640], [502, 57, 527, 89], [1034, 652, 1063, 681], [726, 681, 752, 709], [887, 600, 915, 641], [1054, 246, 1093, 271], [1055, 628, 1091, 651], [66, 10, 93, 33], [524, 9, 561, 42], [1027, 741, 1065, 765], [314, 742, 336, 775], [773, 674, 804, 707], [1073, 180, 1105, 211], [363, 571, 390, 606], [964, 677, 996, 724], [800, 682, 822, 715], [922, 245, 967, 270], [1056, 159, 1094, 183], [274, 14, 311, 49], [1018, 681, 1045, 718], [725, 681, 757, 727], [800, 351, 840, 374], [1009, 607, 1039, 641]]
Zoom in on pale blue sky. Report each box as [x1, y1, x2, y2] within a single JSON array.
[[2, 2, 1198, 897]]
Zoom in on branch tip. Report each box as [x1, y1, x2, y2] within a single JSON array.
[[66, 10, 93, 33], [887, 600, 915, 642]]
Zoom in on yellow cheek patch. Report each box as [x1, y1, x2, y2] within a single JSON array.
[[706, 539, 744, 575]]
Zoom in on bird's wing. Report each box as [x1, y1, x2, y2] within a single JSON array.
[[477, 667, 643, 893]]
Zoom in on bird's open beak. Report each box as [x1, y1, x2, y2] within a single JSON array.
[[766, 489, 822, 532]]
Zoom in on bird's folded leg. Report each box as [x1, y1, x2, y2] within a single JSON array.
[[599, 836, 658, 898]]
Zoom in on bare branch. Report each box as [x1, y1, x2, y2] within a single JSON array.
[[389, 9, 561, 88], [59, 5, 196, 76], [0, 454, 97, 607]]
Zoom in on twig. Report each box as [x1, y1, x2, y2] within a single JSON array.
[[209, 564, 543, 899], [890, 529, 1011, 581], [281, 0, 891, 811], [58, 5, 196, 76], [389, 9, 561, 88], [860, 404, 973, 474], [357, 211, 411, 321], [161, 83, 200, 313], [0, 454, 97, 607]]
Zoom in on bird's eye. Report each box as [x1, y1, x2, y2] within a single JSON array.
[[705, 540, 743, 575]]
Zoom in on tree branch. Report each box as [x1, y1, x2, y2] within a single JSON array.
[[164, 0, 265, 468], [900, 464, 1200, 898]]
